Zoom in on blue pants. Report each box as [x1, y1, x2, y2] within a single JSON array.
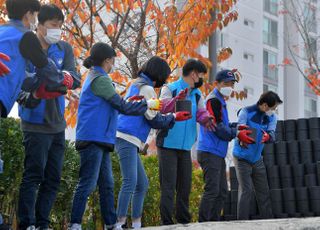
[[18, 131, 65, 229], [71, 144, 116, 226], [115, 138, 149, 219]]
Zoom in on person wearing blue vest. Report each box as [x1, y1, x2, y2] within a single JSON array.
[[69, 45, 162, 230], [197, 69, 254, 222], [16, 5, 81, 230], [0, 0, 73, 120], [115, 56, 191, 230], [233, 91, 282, 220], [156, 59, 215, 225]]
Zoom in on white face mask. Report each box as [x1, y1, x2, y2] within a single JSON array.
[[266, 110, 274, 116], [219, 87, 233, 97], [44, 28, 62, 44]]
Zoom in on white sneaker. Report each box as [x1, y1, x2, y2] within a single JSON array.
[[26, 226, 36, 230], [113, 224, 123, 230], [68, 223, 82, 230]]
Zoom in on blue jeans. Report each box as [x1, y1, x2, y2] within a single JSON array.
[[71, 144, 116, 226], [115, 138, 149, 219], [18, 131, 65, 229]]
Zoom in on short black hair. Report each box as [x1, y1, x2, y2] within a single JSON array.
[[258, 91, 283, 107], [138, 56, 171, 85], [38, 4, 64, 24], [83, 42, 116, 69], [6, 0, 41, 20], [182, 59, 207, 77]]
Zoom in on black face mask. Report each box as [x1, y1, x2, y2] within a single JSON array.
[[194, 78, 203, 88]]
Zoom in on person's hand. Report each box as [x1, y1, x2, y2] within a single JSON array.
[[34, 84, 65, 99], [62, 71, 74, 89], [237, 129, 255, 144], [176, 88, 188, 100], [261, 130, 270, 143], [175, 111, 192, 121], [204, 115, 216, 131], [0, 52, 10, 77], [127, 95, 145, 102], [147, 98, 163, 110]]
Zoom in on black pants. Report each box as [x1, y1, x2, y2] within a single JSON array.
[[18, 131, 65, 229], [234, 157, 273, 220], [157, 147, 192, 225], [197, 151, 227, 222]]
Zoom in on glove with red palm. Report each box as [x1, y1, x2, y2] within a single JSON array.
[[261, 130, 270, 143], [161, 88, 188, 113], [237, 129, 255, 144], [174, 111, 192, 121], [0, 52, 10, 77]]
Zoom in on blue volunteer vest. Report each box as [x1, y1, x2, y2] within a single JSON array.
[[76, 66, 118, 144], [116, 73, 154, 143], [233, 104, 277, 163], [0, 20, 29, 117], [161, 77, 201, 151], [18, 43, 65, 124], [197, 88, 230, 158]]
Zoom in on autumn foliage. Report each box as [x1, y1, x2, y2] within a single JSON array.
[[0, 0, 240, 127]]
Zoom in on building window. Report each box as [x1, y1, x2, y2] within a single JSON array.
[[263, 50, 278, 81], [264, 0, 278, 15], [263, 17, 278, 48], [244, 18, 254, 28], [243, 52, 254, 62], [263, 83, 278, 93], [244, 87, 254, 96], [305, 97, 318, 118]]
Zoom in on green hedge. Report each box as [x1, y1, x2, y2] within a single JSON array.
[[0, 118, 204, 229]]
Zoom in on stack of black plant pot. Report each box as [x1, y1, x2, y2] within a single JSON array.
[[223, 117, 320, 220]]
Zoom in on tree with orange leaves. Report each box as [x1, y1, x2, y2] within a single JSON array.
[[0, 0, 239, 127]]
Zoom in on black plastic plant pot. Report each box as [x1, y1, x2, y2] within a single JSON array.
[[280, 166, 293, 188], [310, 200, 320, 213], [271, 202, 283, 216], [296, 187, 310, 214], [175, 99, 192, 113], [313, 140, 320, 161], [276, 141, 287, 154], [276, 153, 288, 166], [292, 164, 305, 177], [299, 141, 313, 164], [294, 176, 305, 188], [224, 215, 237, 221], [299, 140, 313, 152], [284, 201, 297, 216], [274, 213, 289, 218], [305, 163, 317, 175], [309, 186, 320, 200], [263, 155, 275, 168], [287, 141, 300, 165], [305, 174, 317, 187], [308, 117, 320, 140], [267, 165, 280, 178], [269, 177, 281, 189], [263, 143, 274, 155], [285, 119, 297, 141], [303, 212, 314, 217], [248, 127, 257, 143], [297, 118, 309, 140], [270, 189, 282, 202], [282, 188, 295, 201]]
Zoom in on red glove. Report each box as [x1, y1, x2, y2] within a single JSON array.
[[62, 71, 74, 89], [0, 52, 10, 77], [237, 129, 255, 144], [176, 88, 188, 100], [34, 84, 64, 99], [261, 130, 270, 143], [127, 95, 145, 102], [204, 115, 216, 131], [175, 111, 192, 121]]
